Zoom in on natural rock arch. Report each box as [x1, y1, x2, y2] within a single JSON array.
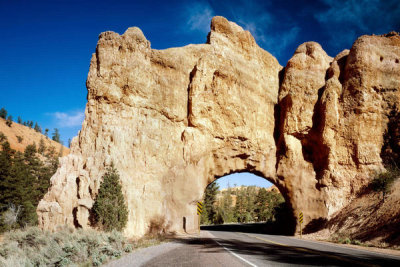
[[37, 17, 400, 238]]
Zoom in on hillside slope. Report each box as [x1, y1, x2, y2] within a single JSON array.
[[0, 118, 69, 156], [306, 179, 400, 249], [327, 178, 400, 248]]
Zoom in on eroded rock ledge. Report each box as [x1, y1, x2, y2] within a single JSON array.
[[37, 17, 400, 237]]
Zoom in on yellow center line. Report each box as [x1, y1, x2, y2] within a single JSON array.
[[239, 233, 379, 267]]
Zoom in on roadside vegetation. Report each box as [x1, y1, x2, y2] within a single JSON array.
[[0, 155, 161, 266], [200, 181, 286, 225], [92, 165, 128, 232], [0, 226, 166, 267], [371, 167, 400, 202], [330, 233, 364, 246]]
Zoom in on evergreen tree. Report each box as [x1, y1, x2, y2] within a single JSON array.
[[18, 201, 38, 226], [68, 138, 72, 148], [52, 128, 61, 143], [17, 116, 22, 124], [34, 122, 42, 133], [234, 189, 246, 222], [0, 108, 7, 119], [202, 181, 219, 224], [0, 132, 6, 143], [220, 188, 234, 222], [0, 140, 14, 208], [44, 128, 49, 138], [17, 136, 23, 143], [38, 138, 46, 155], [92, 165, 128, 231], [6, 116, 13, 127], [0, 139, 13, 179], [255, 188, 268, 221], [0, 138, 58, 232], [5, 151, 32, 205]]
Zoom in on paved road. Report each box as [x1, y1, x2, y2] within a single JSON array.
[[106, 230, 400, 267]]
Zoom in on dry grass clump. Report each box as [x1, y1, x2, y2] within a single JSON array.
[[329, 233, 364, 246], [0, 226, 132, 267]]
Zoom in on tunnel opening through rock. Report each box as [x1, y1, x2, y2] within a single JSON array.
[[199, 172, 296, 235]]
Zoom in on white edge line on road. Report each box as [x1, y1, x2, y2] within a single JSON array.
[[214, 240, 258, 267], [286, 236, 400, 260]]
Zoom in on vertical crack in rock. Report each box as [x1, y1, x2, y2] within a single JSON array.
[[76, 177, 80, 199], [186, 65, 197, 127]]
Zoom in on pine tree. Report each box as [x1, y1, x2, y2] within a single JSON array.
[[17, 116, 22, 124], [255, 188, 269, 221], [220, 189, 234, 222], [34, 122, 42, 133], [0, 141, 58, 231], [18, 201, 38, 226], [6, 116, 12, 127], [0, 132, 6, 143], [0, 108, 7, 119], [38, 138, 46, 155], [44, 128, 49, 138], [202, 181, 219, 224], [52, 128, 61, 143], [234, 189, 246, 222], [92, 165, 128, 231], [0, 140, 14, 208]]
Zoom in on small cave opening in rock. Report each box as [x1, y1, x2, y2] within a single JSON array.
[[200, 172, 296, 235]]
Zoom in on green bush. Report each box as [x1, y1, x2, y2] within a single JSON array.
[[16, 136, 23, 143], [371, 167, 399, 202], [5, 116, 12, 127], [92, 165, 128, 231]]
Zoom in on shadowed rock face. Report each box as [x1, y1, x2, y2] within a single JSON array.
[[37, 17, 400, 237]]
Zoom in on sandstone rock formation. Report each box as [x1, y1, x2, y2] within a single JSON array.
[[37, 16, 400, 237]]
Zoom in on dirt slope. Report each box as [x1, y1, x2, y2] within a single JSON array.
[[0, 118, 69, 156], [327, 178, 400, 247], [307, 179, 400, 249]]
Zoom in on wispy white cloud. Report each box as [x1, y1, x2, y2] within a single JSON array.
[[228, 0, 299, 57], [186, 1, 214, 34], [279, 26, 301, 52], [51, 110, 84, 128], [315, 0, 400, 46], [237, 14, 271, 44]]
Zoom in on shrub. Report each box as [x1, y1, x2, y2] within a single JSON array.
[[16, 136, 23, 143], [18, 201, 38, 227], [5, 116, 12, 127], [92, 165, 128, 231], [371, 167, 399, 202], [0, 108, 7, 119], [1, 204, 21, 231], [0, 227, 132, 266]]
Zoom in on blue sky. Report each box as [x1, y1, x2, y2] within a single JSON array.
[[0, 0, 399, 187], [217, 173, 273, 189]]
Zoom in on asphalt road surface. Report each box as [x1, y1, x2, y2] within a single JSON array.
[[106, 227, 400, 267]]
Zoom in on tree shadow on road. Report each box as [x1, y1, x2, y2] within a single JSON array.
[[169, 235, 399, 267]]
